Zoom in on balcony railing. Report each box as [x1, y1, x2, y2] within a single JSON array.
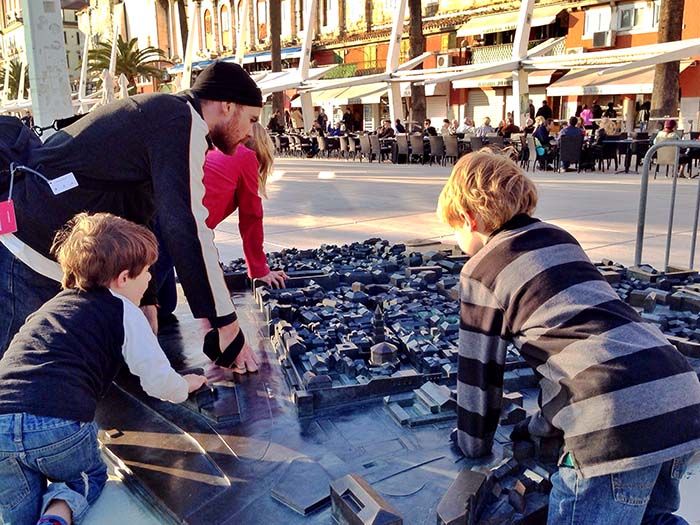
[[466, 38, 565, 65]]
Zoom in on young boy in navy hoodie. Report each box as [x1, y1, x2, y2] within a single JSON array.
[[0, 213, 207, 525]]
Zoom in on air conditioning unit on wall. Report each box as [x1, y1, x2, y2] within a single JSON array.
[[592, 30, 616, 48], [437, 54, 452, 68]]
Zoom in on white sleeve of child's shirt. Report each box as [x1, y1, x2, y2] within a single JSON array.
[[112, 292, 189, 404]]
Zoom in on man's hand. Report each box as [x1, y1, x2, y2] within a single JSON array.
[[233, 344, 258, 373], [183, 373, 208, 393], [141, 305, 158, 334], [257, 270, 288, 289]]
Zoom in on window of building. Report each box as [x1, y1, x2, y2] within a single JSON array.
[[653, 0, 661, 27], [584, 7, 612, 35], [297, 0, 304, 31], [399, 38, 410, 62], [618, 5, 643, 31], [76, 32, 80, 46], [257, 0, 267, 41], [322, 0, 328, 26], [204, 9, 214, 49], [221, 4, 232, 50], [64, 31, 67, 44], [364, 44, 377, 69]]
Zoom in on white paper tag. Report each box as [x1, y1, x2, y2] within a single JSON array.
[[48, 172, 79, 195]]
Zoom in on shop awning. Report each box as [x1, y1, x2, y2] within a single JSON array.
[[399, 81, 449, 97], [293, 82, 388, 107], [451, 69, 557, 89], [546, 62, 692, 96], [456, 5, 564, 37]]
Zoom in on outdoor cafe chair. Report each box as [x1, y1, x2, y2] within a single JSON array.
[[428, 136, 446, 166], [359, 135, 373, 162], [317, 135, 329, 158], [409, 134, 425, 164], [488, 135, 505, 148], [370, 134, 390, 162], [347, 135, 358, 161], [597, 134, 621, 171], [558, 134, 584, 172], [470, 136, 484, 152], [396, 134, 410, 163], [339, 136, 349, 160], [444, 135, 459, 164]]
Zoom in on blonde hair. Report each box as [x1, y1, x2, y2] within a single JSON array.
[[535, 115, 546, 127], [51, 213, 158, 291], [247, 121, 274, 198], [437, 150, 538, 232], [600, 117, 616, 135]]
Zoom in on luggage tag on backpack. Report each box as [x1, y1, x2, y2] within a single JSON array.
[[0, 199, 17, 235], [47, 172, 79, 195]]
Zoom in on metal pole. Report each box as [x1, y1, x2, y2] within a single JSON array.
[[689, 177, 700, 269], [663, 148, 680, 270]]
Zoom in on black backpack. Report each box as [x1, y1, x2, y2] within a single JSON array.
[[0, 115, 43, 195]]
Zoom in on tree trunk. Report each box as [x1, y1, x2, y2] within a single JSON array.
[[271, 0, 284, 126], [248, 0, 255, 49], [364, 0, 372, 33], [408, 0, 425, 125], [338, 0, 345, 36], [177, 0, 188, 57], [650, 0, 685, 129], [290, 0, 297, 38]]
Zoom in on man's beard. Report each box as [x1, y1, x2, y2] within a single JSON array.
[[209, 123, 239, 155]]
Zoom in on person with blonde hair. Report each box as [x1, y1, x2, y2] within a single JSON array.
[[0, 213, 206, 525], [437, 150, 700, 524]]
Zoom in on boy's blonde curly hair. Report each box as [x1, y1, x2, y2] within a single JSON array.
[[437, 149, 538, 232]]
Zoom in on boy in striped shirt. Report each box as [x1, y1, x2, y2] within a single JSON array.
[[437, 150, 700, 524]]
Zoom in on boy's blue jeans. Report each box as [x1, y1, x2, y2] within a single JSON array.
[[0, 414, 107, 525], [548, 453, 694, 524]]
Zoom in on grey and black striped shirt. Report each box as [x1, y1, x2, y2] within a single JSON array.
[[456, 214, 700, 478]]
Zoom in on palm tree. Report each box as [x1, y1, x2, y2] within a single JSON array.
[[408, 0, 426, 125], [87, 36, 171, 93], [650, 0, 685, 128], [0, 59, 29, 100], [270, 0, 284, 128]]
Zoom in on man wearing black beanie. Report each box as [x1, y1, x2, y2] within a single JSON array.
[[0, 61, 262, 371]]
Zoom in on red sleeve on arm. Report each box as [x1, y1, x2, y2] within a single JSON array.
[[235, 149, 270, 278], [202, 150, 237, 229]]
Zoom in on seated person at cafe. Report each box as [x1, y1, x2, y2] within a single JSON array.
[[522, 118, 535, 135], [395, 119, 406, 133], [328, 121, 344, 137], [457, 117, 475, 135], [377, 119, 396, 139], [558, 116, 585, 171], [475, 117, 495, 138], [498, 116, 520, 138], [424, 119, 438, 137], [440, 119, 452, 136]]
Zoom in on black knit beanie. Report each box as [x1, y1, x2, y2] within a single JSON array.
[[191, 61, 263, 107]]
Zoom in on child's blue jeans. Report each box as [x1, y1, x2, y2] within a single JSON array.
[[0, 413, 107, 525], [548, 453, 694, 524]]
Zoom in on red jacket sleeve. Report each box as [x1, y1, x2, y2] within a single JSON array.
[[235, 149, 270, 279], [202, 147, 269, 279]]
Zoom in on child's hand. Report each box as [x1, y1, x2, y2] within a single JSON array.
[[183, 374, 208, 393]]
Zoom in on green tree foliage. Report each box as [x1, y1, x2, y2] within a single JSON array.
[[0, 59, 29, 100], [87, 36, 170, 92]]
